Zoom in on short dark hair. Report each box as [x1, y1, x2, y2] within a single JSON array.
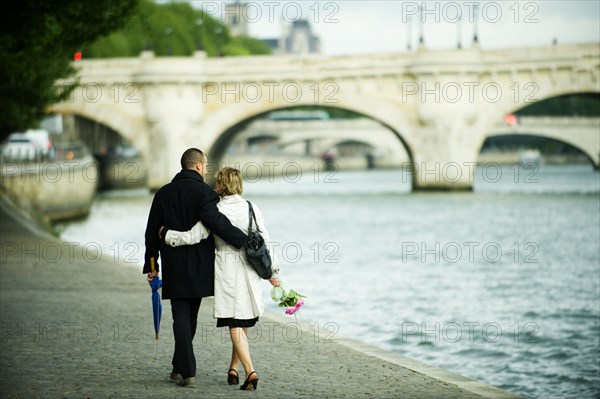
[[181, 148, 206, 169]]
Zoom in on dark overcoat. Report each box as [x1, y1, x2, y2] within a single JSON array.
[[143, 169, 246, 299]]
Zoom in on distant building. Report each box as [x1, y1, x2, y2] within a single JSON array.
[[223, 1, 249, 37], [223, 2, 320, 55], [276, 19, 321, 55]]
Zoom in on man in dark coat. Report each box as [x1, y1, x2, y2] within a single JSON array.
[[143, 148, 246, 387]]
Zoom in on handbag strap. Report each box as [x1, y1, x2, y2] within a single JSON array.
[[247, 200, 261, 233]]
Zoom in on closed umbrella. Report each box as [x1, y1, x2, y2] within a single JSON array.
[[149, 257, 162, 359]]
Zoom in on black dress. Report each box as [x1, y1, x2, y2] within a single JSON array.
[[217, 317, 259, 328]]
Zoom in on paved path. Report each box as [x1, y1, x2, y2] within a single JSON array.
[[0, 199, 522, 398]]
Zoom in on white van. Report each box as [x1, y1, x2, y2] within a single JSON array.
[[25, 129, 53, 157], [2, 133, 38, 161]]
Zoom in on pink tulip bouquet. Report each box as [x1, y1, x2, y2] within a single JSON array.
[[270, 280, 306, 315]]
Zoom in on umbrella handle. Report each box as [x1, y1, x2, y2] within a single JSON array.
[[150, 257, 156, 274]]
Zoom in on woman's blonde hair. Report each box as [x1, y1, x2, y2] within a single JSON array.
[[215, 167, 243, 196]]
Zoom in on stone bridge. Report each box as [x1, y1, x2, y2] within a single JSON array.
[[49, 43, 600, 190]]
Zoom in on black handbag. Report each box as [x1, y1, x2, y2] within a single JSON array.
[[245, 201, 273, 279]]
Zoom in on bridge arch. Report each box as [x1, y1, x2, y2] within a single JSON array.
[[508, 91, 600, 116], [47, 102, 150, 161], [483, 128, 598, 166], [199, 94, 417, 171], [476, 91, 600, 168]]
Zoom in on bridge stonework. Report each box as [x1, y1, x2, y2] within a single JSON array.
[[49, 43, 600, 190]]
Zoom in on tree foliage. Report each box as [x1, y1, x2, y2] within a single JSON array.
[[83, 1, 272, 58], [516, 93, 600, 117], [0, 0, 138, 138]]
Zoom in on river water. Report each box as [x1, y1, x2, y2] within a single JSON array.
[[59, 164, 600, 398]]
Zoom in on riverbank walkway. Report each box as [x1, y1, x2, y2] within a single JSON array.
[[0, 200, 522, 398]]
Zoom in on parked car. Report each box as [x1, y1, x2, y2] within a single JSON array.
[[1, 130, 54, 161], [2, 133, 38, 161]]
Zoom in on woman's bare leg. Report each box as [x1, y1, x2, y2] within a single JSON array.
[[229, 345, 240, 373], [229, 327, 256, 381]]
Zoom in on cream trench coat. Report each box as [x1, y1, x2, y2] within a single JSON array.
[[165, 194, 279, 320]]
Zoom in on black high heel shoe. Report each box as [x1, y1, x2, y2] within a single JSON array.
[[227, 369, 239, 385], [240, 371, 258, 390]]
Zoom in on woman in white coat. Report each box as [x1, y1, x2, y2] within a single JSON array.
[[163, 167, 279, 391]]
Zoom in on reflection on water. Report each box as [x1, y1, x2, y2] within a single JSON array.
[[59, 164, 600, 398]]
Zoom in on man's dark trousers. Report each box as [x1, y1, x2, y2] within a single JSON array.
[[171, 298, 202, 378]]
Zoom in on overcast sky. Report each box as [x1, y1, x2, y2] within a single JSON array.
[[193, 0, 600, 55]]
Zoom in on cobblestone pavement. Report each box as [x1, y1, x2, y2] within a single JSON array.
[[0, 202, 522, 398]]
